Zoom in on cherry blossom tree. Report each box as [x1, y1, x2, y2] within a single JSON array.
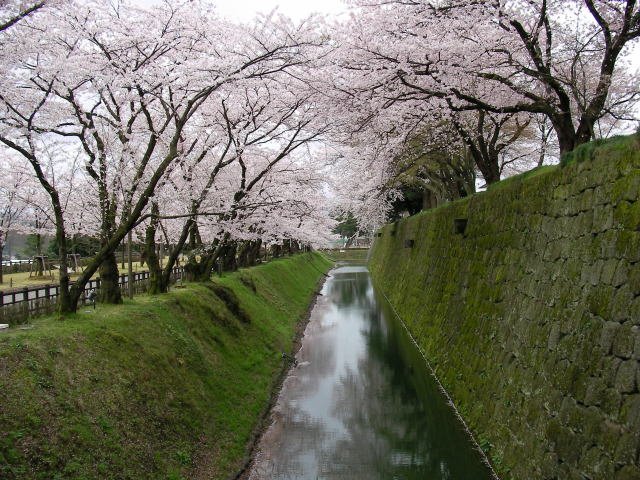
[[341, 0, 639, 155], [0, 0, 48, 33], [0, 0, 326, 312], [0, 156, 30, 283]]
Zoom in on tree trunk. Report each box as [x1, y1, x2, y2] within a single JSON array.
[[98, 252, 122, 304], [188, 219, 202, 250], [246, 239, 261, 266], [422, 189, 437, 210], [197, 235, 229, 281], [478, 158, 500, 185], [56, 230, 72, 315], [160, 215, 194, 289], [184, 254, 207, 282], [144, 203, 165, 294], [236, 241, 252, 268], [127, 230, 134, 299], [221, 242, 237, 272], [551, 112, 577, 156]]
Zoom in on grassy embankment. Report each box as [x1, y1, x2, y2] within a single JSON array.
[[0, 252, 332, 480]]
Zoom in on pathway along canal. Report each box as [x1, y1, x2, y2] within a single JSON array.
[[248, 264, 494, 480]]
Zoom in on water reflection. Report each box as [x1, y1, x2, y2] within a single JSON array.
[[249, 265, 492, 480]]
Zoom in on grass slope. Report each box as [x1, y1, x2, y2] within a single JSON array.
[[0, 252, 332, 480]]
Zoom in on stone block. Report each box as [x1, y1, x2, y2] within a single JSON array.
[[566, 196, 581, 217], [564, 257, 584, 282], [614, 430, 640, 466], [572, 235, 590, 263], [560, 309, 582, 335], [554, 184, 571, 200], [620, 394, 640, 430], [615, 465, 640, 480], [580, 405, 604, 439], [593, 204, 614, 233], [578, 209, 594, 232], [545, 388, 564, 417], [559, 395, 577, 425], [541, 216, 556, 238], [600, 230, 621, 259], [614, 200, 640, 231], [544, 240, 563, 262], [613, 323, 637, 359], [613, 260, 631, 288], [601, 258, 620, 285], [547, 418, 581, 466], [579, 188, 595, 211], [548, 322, 561, 350], [629, 267, 640, 296], [588, 260, 605, 287], [585, 376, 607, 407], [612, 286, 633, 323], [616, 231, 640, 263], [581, 446, 615, 480], [601, 321, 621, 354], [612, 171, 640, 204], [593, 185, 608, 205], [602, 418, 625, 447], [602, 356, 623, 387], [614, 360, 638, 394], [629, 297, 640, 326], [539, 450, 560, 479]]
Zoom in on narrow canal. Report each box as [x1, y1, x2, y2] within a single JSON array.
[[248, 264, 494, 480]]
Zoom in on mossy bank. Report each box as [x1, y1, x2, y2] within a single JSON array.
[[0, 252, 332, 480], [369, 134, 640, 480]]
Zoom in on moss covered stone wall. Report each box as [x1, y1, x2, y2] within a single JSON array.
[[369, 135, 640, 480]]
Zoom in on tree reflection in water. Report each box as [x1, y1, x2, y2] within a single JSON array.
[[249, 266, 490, 480]]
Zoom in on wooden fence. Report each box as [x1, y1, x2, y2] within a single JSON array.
[[0, 267, 184, 325], [2, 252, 144, 275]]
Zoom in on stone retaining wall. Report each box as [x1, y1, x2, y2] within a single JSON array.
[[369, 134, 640, 479]]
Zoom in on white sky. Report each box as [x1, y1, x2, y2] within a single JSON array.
[[216, 0, 347, 21], [136, 0, 349, 21]]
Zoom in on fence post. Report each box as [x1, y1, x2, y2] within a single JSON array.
[[45, 285, 51, 300], [23, 287, 29, 302], [0, 290, 3, 307]]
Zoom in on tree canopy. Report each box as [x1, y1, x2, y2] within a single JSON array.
[[0, 0, 637, 311]]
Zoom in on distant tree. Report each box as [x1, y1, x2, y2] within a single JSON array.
[[332, 212, 359, 239], [21, 233, 44, 258]]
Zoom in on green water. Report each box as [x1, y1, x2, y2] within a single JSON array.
[[249, 265, 494, 480]]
